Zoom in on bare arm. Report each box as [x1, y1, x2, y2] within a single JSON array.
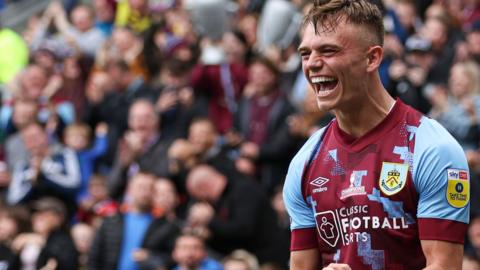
[[290, 249, 320, 270], [421, 240, 463, 270]]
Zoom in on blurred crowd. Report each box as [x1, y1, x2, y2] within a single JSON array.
[[0, 0, 480, 269]]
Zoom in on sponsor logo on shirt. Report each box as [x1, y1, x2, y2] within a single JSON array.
[[340, 170, 367, 199], [314, 205, 409, 247], [379, 162, 409, 196], [311, 176, 330, 193], [446, 169, 469, 208]]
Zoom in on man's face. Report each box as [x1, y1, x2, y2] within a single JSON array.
[[129, 174, 155, 211], [22, 124, 48, 156], [248, 62, 277, 96], [299, 22, 371, 113], [128, 102, 158, 141], [173, 236, 206, 268], [72, 7, 93, 33], [188, 121, 217, 154]]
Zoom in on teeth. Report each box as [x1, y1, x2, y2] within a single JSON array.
[[311, 76, 336, 83]]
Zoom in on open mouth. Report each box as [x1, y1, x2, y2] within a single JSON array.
[[311, 76, 338, 96]]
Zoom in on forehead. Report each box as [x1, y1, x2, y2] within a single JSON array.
[[299, 22, 366, 50]]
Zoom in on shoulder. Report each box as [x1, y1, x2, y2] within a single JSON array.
[[413, 117, 466, 168], [289, 126, 328, 169]]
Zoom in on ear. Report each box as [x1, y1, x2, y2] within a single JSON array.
[[366, 45, 384, 73]]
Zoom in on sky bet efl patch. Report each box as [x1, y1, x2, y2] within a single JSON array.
[[446, 169, 469, 208]]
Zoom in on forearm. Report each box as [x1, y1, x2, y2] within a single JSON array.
[[290, 249, 320, 270]]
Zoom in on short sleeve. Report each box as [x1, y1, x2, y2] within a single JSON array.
[[413, 117, 469, 243], [283, 128, 325, 250]]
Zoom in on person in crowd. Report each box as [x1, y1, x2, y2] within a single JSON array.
[[222, 250, 259, 270], [93, 0, 117, 36], [168, 117, 238, 194], [89, 172, 179, 270], [185, 164, 288, 266], [108, 99, 171, 200], [0, 205, 30, 269], [63, 122, 108, 201], [7, 122, 81, 216], [429, 61, 480, 151], [71, 222, 95, 269], [233, 56, 296, 194], [11, 197, 78, 270], [34, 1, 106, 57], [172, 232, 223, 270], [77, 174, 118, 225]]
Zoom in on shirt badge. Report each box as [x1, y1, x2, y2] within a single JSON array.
[[446, 169, 469, 208], [379, 162, 409, 196], [340, 170, 367, 199]]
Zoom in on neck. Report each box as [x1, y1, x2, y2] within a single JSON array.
[[333, 78, 395, 138]]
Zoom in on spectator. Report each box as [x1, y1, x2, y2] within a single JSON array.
[[7, 122, 81, 217], [172, 232, 223, 270], [77, 174, 118, 225], [71, 222, 95, 269], [115, 0, 152, 34], [185, 165, 288, 266], [63, 122, 108, 201], [93, 0, 117, 36], [223, 250, 259, 270], [152, 178, 182, 222], [234, 56, 296, 193], [11, 197, 78, 270], [108, 99, 171, 200], [430, 61, 480, 151], [89, 172, 179, 270], [0, 205, 30, 270], [168, 118, 238, 194], [42, 1, 106, 57], [388, 35, 435, 113]]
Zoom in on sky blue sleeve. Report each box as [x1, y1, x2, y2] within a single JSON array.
[[283, 128, 325, 231], [413, 117, 469, 224]]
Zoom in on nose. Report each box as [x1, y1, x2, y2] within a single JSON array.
[[305, 53, 323, 72]]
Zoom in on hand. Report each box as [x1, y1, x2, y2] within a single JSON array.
[[407, 67, 427, 87], [156, 90, 178, 113], [187, 202, 215, 227], [287, 114, 309, 137], [124, 131, 144, 154], [39, 258, 58, 270], [132, 248, 149, 262], [322, 263, 352, 270], [240, 142, 259, 159], [178, 86, 194, 107], [95, 122, 108, 136], [11, 233, 45, 253], [168, 139, 195, 161], [224, 130, 243, 147], [388, 60, 407, 81], [235, 157, 256, 176]]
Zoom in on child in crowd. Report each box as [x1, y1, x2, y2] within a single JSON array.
[[63, 122, 108, 201], [77, 175, 118, 225]]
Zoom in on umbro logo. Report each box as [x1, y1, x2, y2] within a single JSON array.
[[311, 177, 330, 193]]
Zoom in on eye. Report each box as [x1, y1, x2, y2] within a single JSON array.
[[300, 51, 310, 61]]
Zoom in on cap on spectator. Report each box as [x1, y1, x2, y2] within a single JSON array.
[[405, 36, 432, 53], [32, 197, 67, 219]]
